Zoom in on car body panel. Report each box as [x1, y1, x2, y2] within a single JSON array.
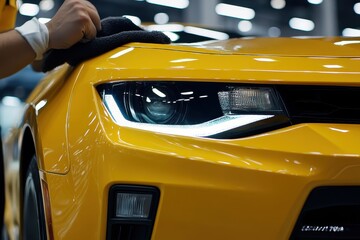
[[9, 37, 360, 239], [24, 66, 75, 174], [185, 37, 360, 57], [26, 39, 360, 174], [80, 42, 360, 86]]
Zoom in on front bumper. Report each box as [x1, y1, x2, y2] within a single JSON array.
[[37, 70, 360, 239], [44, 116, 360, 239]]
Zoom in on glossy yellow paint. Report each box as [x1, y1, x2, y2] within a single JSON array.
[[25, 65, 74, 173], [18, 39, 360, 239], [189, 37, 360, 57], [86, 41, 360, 86]]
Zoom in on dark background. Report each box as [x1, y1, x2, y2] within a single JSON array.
[[15, 0, 360, 37]]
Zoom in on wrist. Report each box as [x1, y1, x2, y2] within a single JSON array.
[[15, 17, 49, 60]]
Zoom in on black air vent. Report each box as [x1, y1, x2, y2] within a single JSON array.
[[277, 86, 360, 124], [290, 187, 360, 240]]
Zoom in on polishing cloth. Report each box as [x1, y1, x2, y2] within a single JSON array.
[[42, 17, 171, 72]]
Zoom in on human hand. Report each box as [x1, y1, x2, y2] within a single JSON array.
[[45, 0, 101, 50]]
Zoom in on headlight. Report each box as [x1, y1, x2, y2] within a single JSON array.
[[126, 83, 186, 124], [97, 82, 290, 139]]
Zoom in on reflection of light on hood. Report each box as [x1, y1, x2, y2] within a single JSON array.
[[110, 48, 135, 59], [329, 127, 349, 133], [323, 65, 343, 69], [171, 58, 197, 63], [2, 96, 21, 107], [35, 100, 47, 112], [334, 40, 360, 46], [254, 58, 276, 62]]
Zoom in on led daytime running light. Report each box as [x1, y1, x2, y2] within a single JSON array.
[[104, 94, 273, 137]]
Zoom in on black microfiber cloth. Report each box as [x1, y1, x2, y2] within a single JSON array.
[[41, 17, 171, 72], [97, 16, 144, 37]]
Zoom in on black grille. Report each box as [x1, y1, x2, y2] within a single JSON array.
[[290, 187, 360, 240], [277, 86, 360, 124]]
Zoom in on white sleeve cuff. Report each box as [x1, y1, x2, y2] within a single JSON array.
[[15, 17, 49, 60]]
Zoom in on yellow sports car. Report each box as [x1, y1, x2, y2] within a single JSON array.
[[5, 36, 360, 240]]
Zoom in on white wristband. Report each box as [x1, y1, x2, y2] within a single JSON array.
[[15, 17, 49, 60]]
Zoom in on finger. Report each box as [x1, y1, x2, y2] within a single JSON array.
[[83, 19, 97, 41], [80, 30, 91, 43], [84, 1, 101, 31]]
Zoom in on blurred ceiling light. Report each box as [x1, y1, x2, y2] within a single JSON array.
[[146, 0, 189, 9], [1, 96, 21, 107], [289, 17, 315, 31], [39, 0, 54, 11], [38, 18, 51, 24], [154, 12, 169, 24], [123, 15, 141, 26], [308, 0, 323, 4], [270, 0, 286, 9], [354, 3, 360, 14], [215, 3, 255, 20], [268, 26, 281, 37], [238, 20, 252, 32], [19, 3, 39, 16], [342, 28, 360, 37], [163, 32, 180, 42], [146, 24, 184, 32], [184, 26, 229, 40]]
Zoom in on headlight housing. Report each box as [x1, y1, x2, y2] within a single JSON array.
[[97, 81, 290, 139]]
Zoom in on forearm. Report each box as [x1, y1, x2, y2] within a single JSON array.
[[0, 0, 100, 79], [0, 30, 35, 79]]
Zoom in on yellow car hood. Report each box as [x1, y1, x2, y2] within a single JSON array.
[[29, 37, 360, 107], [71, 36, 360, 87], [182, 37, 360, 57]]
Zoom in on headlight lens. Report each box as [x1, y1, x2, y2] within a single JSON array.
[[126, 83, 186, 124], [97, 81, 289, 139]]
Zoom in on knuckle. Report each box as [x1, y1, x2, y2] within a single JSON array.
[[72, 1, 87, 13]]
